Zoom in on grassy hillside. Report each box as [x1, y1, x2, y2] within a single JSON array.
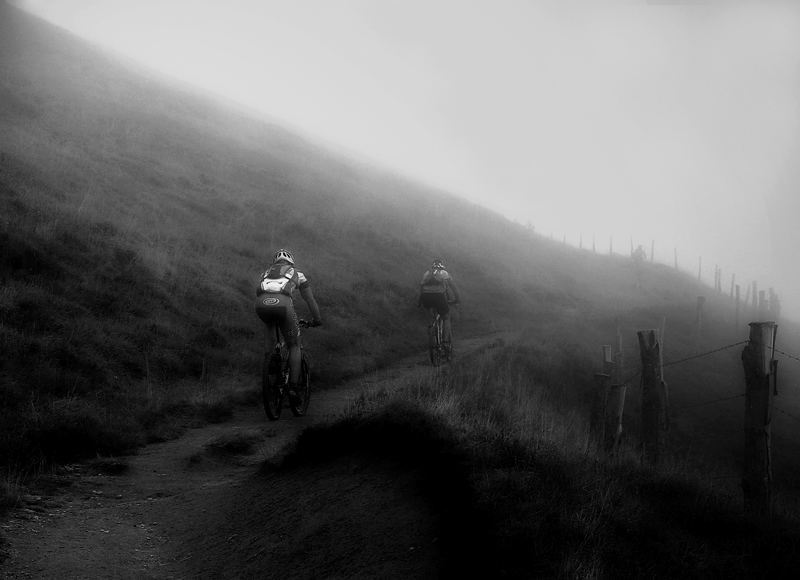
[[3, 0, 800, 518], [0, 1, 559, 469]]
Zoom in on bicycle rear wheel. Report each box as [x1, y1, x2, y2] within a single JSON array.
[[428, 322, 442, 366], [289, 356, 311, 417], [262, 353, 284, 420]]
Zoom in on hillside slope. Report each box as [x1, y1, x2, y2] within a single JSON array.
[[3, 0, 800, 495]]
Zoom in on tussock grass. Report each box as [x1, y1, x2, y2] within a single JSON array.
[[284, 344, 800, 578], [0, 471, 23, 515]]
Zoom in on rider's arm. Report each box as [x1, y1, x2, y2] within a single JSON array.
[[418, 270, 432, 307], [299, 284, 322, 324], [255, 271, 267, 296], [448, 279, 462, 304]]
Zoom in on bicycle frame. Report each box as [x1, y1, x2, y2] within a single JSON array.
[[427, 309, 449, 366]]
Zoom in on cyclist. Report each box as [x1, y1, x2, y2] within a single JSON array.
[[255, 248, 322, 403], [418, 257, 461, 349]]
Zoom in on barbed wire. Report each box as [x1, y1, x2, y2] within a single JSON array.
[[774, 349, 800, 365], [662, 341, 749, 368], [674, 393, 744, 411], [619, 371, 640, 387], [774, 406, 800, 424]]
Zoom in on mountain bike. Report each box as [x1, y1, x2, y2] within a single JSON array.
[[428, 308, 454, 366], [262, 319, 313, 420]]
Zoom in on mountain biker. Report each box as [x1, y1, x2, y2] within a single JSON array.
[[418, 257, 461, 348], [632, 244, 646, 288], [254, 248, 322, 403]]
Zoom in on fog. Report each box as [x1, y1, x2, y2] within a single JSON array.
[[14, 0, 800, 321]]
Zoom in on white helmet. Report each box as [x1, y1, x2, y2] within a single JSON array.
[[272, 248, 295, 265]]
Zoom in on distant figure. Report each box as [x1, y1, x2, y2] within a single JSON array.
[[418, 257, 461, 346], [254, 248, 322, 403], [632, 244, 646, 288]]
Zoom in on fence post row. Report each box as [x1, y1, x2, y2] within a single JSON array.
[[592, 345, 614, 452], [638, 329, 669, 465], [741, 321, 778, 516]]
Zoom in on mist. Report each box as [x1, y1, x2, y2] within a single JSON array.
[[13, 0, 800, 320]]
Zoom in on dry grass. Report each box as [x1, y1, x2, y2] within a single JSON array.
[[288, 344, 800, 577]]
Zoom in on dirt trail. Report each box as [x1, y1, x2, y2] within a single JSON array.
[[0, 334, 505, 579]]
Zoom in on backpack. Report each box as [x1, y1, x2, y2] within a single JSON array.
[[259, 262, 299, 296], [422, 267, 449, 293]]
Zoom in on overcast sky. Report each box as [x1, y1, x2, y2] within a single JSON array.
[[14, 0, 800, 321]]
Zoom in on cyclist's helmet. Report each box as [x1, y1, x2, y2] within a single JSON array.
[[431, 257, 445, 270], [273, 248, 295, 265]]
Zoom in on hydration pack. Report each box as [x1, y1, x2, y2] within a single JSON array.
[[421, 268, 449, 293], [259, 263, 299, 296]]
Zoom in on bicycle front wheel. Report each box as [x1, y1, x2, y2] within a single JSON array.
[[262, 353, 283, 420], [289, 356, 311, 417]]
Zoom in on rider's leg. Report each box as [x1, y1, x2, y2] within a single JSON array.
[[438, 294, 452, 344], [442, 312, 452, 344], [280, 301, 302, 388], [288, 342, 302, 385]]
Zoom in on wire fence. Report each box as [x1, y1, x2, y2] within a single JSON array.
[[662, 341, 748, 368], [612, 338, 800, 417], [775, 348, 800, 365]]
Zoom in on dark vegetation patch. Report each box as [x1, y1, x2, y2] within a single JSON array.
[[273, 401, 494, 577], [268, 396, 800, 579]]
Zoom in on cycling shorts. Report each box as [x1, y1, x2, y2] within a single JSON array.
[[254, 293, 300, 345], [421, 292, 449, 316]]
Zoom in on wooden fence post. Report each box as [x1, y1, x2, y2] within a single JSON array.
[[591, 345, 618, 452], [770, 290, 781, 320], [592, 370, 610, 449], [735, 285, 741, 330], [752, 282, 758, 314], [638, 329, 668, 464], [741, 321, 778, 516], [606, 328, 627, 452]]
